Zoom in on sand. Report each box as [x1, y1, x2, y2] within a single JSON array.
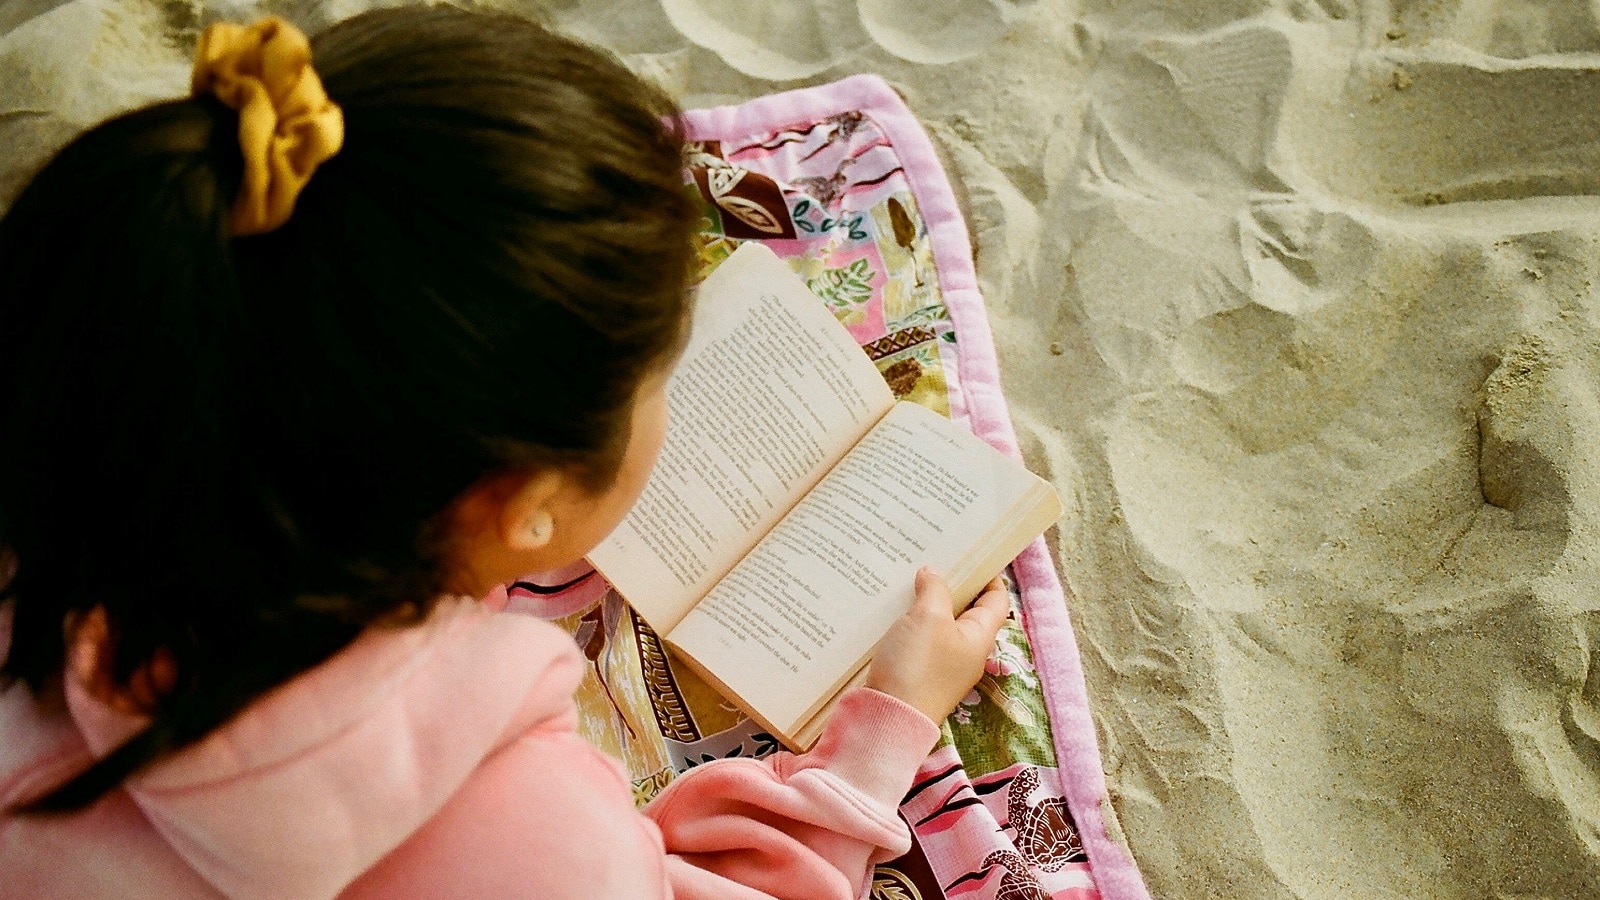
[[4, 1, 1599, 896]]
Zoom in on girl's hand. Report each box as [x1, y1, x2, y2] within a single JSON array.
[[864, 568, 1011, 724]]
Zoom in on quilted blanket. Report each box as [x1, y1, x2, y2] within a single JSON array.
[[504, 75, 1148, 900]]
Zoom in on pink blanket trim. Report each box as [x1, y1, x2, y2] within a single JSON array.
[[681, 75, 1151, 900]]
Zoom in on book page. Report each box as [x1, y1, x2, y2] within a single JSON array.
[[667, 402, 1058, 736], [589, 243, 895, 632]]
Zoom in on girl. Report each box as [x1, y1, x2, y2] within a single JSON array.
[[0, 6, 1012, 898]]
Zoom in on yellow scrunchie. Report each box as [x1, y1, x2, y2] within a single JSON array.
[[191, 17, 344, 236]]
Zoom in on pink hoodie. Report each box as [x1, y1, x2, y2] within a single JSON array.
[[0, 596, 940, 898]]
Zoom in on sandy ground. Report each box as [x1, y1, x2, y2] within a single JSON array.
[[5, 1, 1600, 896]]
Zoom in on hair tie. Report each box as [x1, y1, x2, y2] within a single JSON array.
[[191, 17, 344, 236]]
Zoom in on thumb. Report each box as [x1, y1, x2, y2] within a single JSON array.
[[955, 584, 1010, 645]]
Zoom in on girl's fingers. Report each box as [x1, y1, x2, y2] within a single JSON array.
[[918, 569, 1008, 617], [913, 566, 953, 615]]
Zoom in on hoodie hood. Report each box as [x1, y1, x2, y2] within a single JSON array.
[[58, 596, 583, 900]]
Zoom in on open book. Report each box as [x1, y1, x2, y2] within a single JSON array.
[[588, 243, 1061, 750]]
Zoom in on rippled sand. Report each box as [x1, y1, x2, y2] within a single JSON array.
[[4, 2, 1598, 896]]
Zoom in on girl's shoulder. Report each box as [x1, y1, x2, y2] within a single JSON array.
[[142, 595, 583, 789], [2, 596, 588, 897], [98, 596, 585, 898]]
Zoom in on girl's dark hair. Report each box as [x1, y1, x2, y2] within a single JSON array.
[[0, 6, 696, 811]]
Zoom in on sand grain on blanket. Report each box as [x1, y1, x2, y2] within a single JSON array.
[[6, 1, 1600, 897]]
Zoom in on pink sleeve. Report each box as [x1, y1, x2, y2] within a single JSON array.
[[646, 688, 940, 899], [340, 687, 938, 899]]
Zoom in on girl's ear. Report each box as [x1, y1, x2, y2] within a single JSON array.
[[442, 466, 593, 597], [497, 470, 566, 552]]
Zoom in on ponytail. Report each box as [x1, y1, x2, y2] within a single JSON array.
[[1, 92, 247, 701]]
